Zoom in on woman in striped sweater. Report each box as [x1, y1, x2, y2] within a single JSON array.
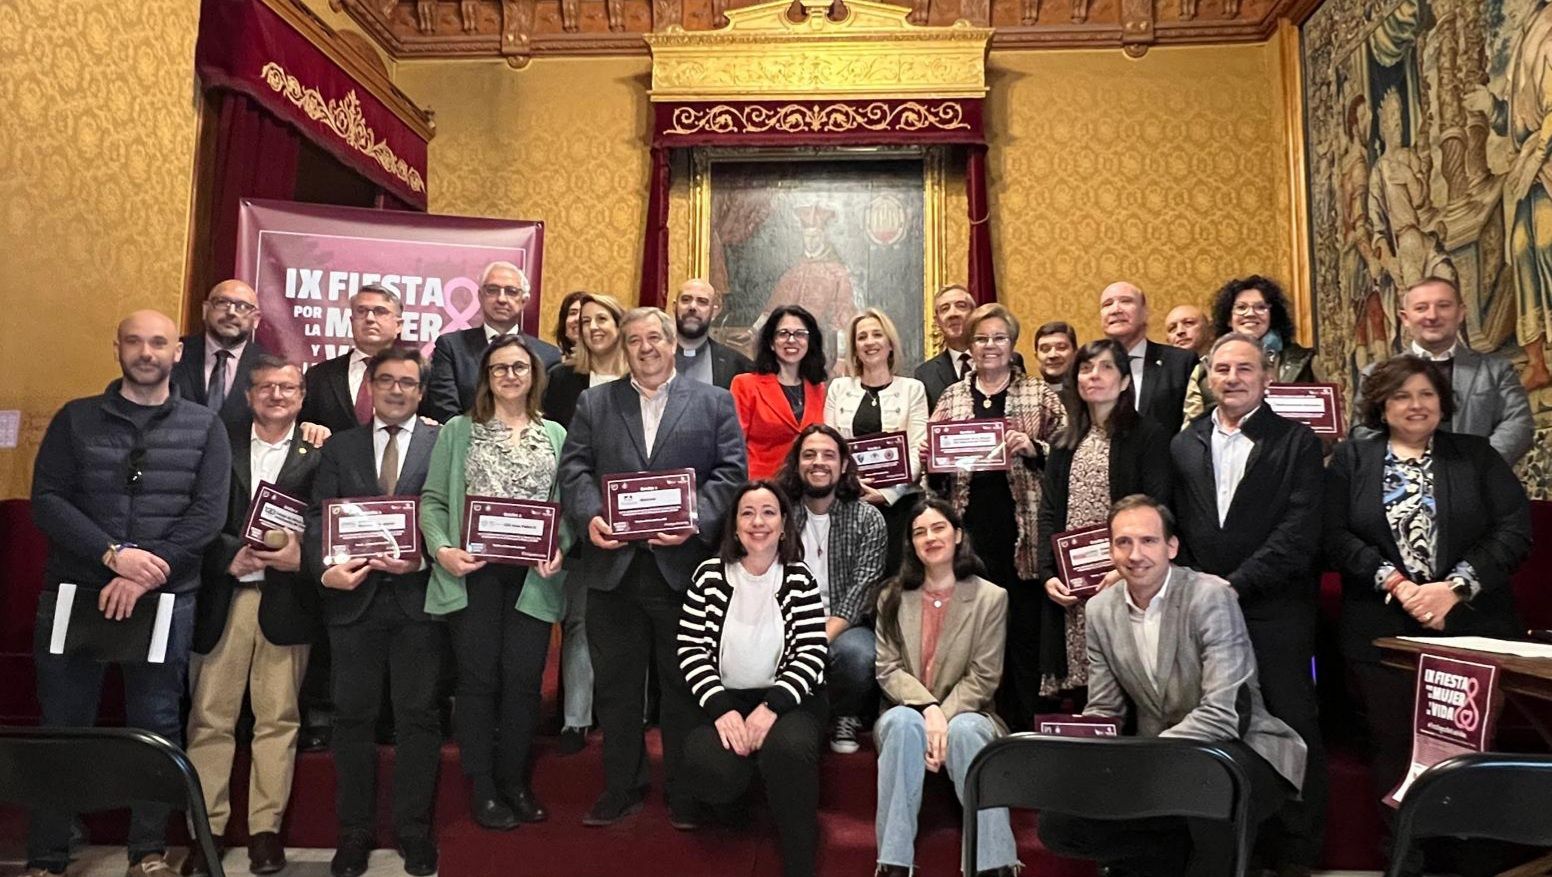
[[677, 481, 829, 877]]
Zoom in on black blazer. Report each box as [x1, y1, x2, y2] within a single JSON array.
[[304, 420, 439, 626], [423, 327, 561, 422], [704, 338, 754, 390], [194, 419, 324, 654], [541, 363, 593, 428], [1324, 431, 1531, 662], [1169, 406, 1324, 620], [1137, 340, 1198, 435], [915, 349, 1025, 412], [170, 334, 268, 432], [299, 350, 361, 435]]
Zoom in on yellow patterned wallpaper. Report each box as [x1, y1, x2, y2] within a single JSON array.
[[393, 57, 653, 339], [0, 0, 201, 498]]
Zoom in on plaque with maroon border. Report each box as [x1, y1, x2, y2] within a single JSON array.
[[1035, 714, 1122, 737], [1052, 523, 1115, 598], [241, 481, 308, 550], [603, 469, 698, 542], [323, 497, 420, 564], [850, 431, 912, 488], [1385, 653, 1501, 807], [461, 496, 560, 567], [926, 419, 1009, 474], [1264, 382, 1345, 437]]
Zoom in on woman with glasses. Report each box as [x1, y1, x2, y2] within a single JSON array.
[[542, 293, 627, 428], [552, 291, 588, 365], [420, 335, 569, 830], [731, 305, 828, 479], [926, 302, 1065, 729], [1182, 275, 1316, 425]]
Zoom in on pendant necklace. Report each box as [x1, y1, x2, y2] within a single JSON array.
[[924, 586, 954, 608]]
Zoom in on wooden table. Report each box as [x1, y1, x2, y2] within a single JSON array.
[[1376, 636, 1552, 743]]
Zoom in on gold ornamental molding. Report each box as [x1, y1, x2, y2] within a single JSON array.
[[664, 100, 972, 135], [261, 61, 427, 194], [645, 0, 992, 102]]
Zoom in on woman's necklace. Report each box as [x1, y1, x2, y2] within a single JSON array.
[[975, 372, 1010, 409], [923, 582, 955, 609]]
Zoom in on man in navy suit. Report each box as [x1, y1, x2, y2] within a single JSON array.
[[558, 306, 747, 829], [422, 261, 560, 421], [1100, 281, 1198, 434], [171, 280, 268, 433], [305, 348, 442, 877]]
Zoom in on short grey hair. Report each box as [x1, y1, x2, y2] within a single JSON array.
[[620, 307, 677, 345], [479, 260, 530, 293], [1208, 331, 1274, 370], [351, 283, 403, 315]]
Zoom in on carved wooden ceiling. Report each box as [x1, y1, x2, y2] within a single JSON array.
[[331, 0, 1322, 66]]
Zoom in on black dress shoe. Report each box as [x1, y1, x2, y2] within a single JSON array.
[[557, 726, 587, 756], [331, 831, 372, 877], [397, 834, 438, 877], [976, 868, 1016, 877], [582, 790, 644, 827], [506, 786, 548, 823], [667, 800, 702, 831], [299, 727, 332, 752], [875, 866, 911, 877], [247, 831, 286, 875], [471, 793, 520, 831]]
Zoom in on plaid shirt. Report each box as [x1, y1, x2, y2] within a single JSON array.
[[791, 498, 887, 625]]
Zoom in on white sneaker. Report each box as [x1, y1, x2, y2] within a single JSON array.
[[830, 715, 861, 754]]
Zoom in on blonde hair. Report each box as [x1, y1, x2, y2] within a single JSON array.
[[573, 293, 627, 375], [967, 302, 1021, 347], [847, 307, 904, 376]]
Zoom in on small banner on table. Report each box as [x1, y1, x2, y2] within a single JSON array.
[[1386, 652, 1500, 807]]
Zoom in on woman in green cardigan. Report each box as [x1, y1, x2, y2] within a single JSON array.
[[420, 335, 571, 831]]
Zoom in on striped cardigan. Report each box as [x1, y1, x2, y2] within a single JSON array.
[[678, 558, 829, 717]]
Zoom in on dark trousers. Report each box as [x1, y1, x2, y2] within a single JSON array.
[[329, 591, 443, 839], [27, 596, 194, 871], [587, 549, 698, 808], [683, 690, 826, 877], [449, 566, 550, 789], [1244, 612, 1327, 867], [999, 579, 1045, 730], [1038, 741, 1292, 877]]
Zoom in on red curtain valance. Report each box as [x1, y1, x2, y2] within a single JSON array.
[[651, 97, 985, 148], [196, 0, 429, 209]]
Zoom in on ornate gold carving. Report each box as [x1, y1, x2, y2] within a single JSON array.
[[259, 61, 427, 194], [665, 100, 970, 135]]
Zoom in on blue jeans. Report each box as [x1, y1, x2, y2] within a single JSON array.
[[874, 705, 1018, 872], [827, 625, 876, 717], [28, 593, 195, 871], [561, 573, 594, 729]]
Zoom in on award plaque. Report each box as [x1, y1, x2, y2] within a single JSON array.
[[461, 496, 560, 566], [1034, 714, 1122, 737], [1052, 523, 1115, 598], [241, 481, 308, 550], [322, 497, 420, 564], [603, 468, 698, 541], [1386, 653, 1500, 806], [926, 420, 1009, 474], [850, 431, 913, 488], [1264, 382, 1345, 437]]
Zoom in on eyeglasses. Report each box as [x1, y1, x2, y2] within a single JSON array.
[[487, 362, 532, 378], [353, 305, 396, 320], [1232, 303, 1271, 315], [371, 375, 423, 392], [481, 284, 526, 300], [125, 447, 146, 491], [252, 382, 302, 397], [971, 334, 1012, 347], [774, 329, 810, 341], [207, 297, 257, 315]]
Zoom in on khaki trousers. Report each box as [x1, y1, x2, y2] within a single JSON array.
[[186, 587, 310, 834]]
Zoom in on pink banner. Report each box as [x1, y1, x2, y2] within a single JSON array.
[[237, 198, 544, 367], [1386, 652, 1500, 806]]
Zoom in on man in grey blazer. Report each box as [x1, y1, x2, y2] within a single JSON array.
[[1353, 277, 1533, 464], [557, 306, 747, 829], [1038, 496, 1306, 877]]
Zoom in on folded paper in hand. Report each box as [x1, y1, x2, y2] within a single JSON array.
[[47, 583, 176, 663]]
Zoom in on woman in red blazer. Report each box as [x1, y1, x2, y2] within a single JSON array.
[[730, 305, 828, 479]]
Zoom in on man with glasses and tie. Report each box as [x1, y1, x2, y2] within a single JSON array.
[[301, 283, 410, 434], [27, 310, 230, 877], [171, 280, 268, 431], [423, 261, 561, 422], [305, 348, 443, 877], [1099, 280, 1198, 434]]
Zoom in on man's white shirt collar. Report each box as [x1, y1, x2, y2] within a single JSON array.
[[373, 415, 418, 437], [1410, 340, 1461, 362], [1124, 567, 1173, 615]]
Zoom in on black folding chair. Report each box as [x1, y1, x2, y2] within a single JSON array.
[[961, 733, 1254, 877], [0, 726, 225, 877], [1386, 752, 1552, 877]]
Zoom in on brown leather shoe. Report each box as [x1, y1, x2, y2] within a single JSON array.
[[248, 831, 286, 875]]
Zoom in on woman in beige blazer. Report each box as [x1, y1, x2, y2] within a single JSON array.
[[872, 498, 1016, 877]]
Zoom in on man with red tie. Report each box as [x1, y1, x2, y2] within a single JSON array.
[[300, 284, 406, 433]]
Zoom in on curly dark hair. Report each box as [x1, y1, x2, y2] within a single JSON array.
[[717, 480, 803, 566], [1359, 355, 1455, 431], [1210, 275, 1297, 343], [753, 305, 828, 385], [774, 423, 863, 504]]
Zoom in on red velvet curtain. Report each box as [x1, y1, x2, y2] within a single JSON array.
[[208, 92, 303, 284], [638, 146, 671, 309], [966, 144, 996, 305]]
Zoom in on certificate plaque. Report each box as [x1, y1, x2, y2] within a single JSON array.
[[1264, 382, 1345, 437], [462, 496, 560, 566], [241, 481, 308, 550], [926, 420, 1009, 474], [850, 432, 912, 488], [603, 468, 698, 541], [1052, 523, 1115, 598], [1035, 714, 1121, 737], [323, 497, 420, 564]]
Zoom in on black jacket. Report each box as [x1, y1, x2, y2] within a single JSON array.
[[701, 338, 754, 390], [541, 363, 593, 428], [299, 350, 362, 435], [170, 333, 269, 432], [1169, 406, 1323, 620], [423, 327, 561, 422], [1324, 431, 1531, 662], [1137, 340, 1198, 435], [304, 420, 439, 626], [31, 382, 230, 595], [194, 419, 325, 653]]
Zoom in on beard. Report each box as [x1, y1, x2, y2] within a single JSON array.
[[801, 479, 836, 500], [677, 316, 709, 340], [121, 357, 172, 388]]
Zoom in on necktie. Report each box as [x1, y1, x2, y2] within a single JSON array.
[[207, 350, 231, 411], [957, 352, 971, 380], [353, 361, 373, 425], [379, 424, 401, 494]]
